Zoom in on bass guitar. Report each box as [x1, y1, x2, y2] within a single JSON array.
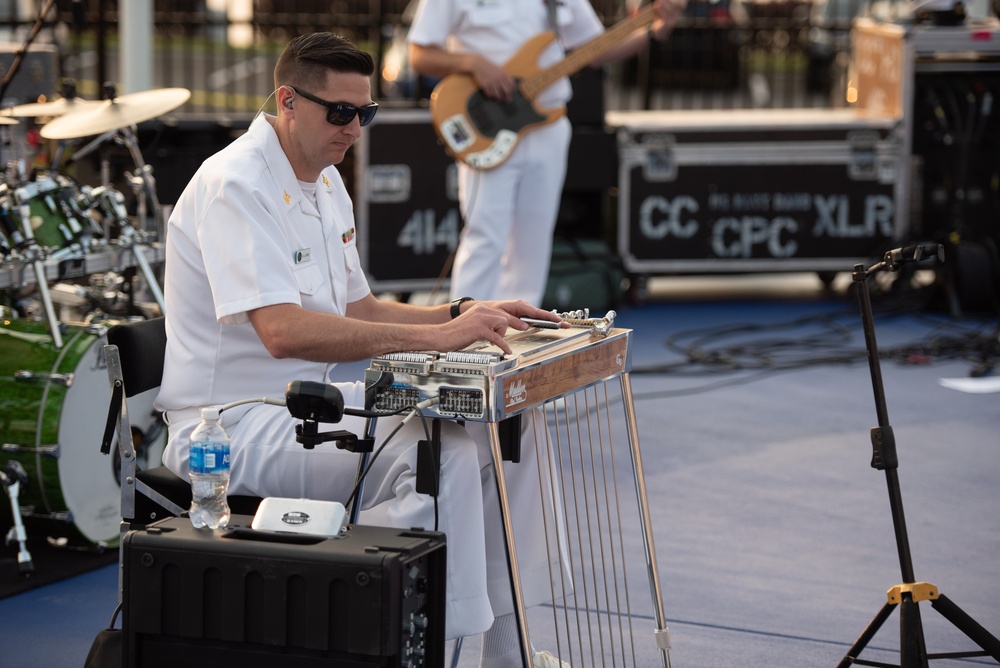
[[429, 4, 656, 170]]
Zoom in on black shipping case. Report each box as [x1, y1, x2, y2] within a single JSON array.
[[354, 104, 617, 294], [122, 516, 446, 668], [354, 108, 459, 294], [608, 109, 906, 275]]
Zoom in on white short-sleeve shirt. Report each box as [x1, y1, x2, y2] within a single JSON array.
[[155, 114, 370, 413], [407, 0, 604, 108]]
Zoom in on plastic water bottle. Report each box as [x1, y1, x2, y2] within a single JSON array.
[[188, 406, 231, 529]]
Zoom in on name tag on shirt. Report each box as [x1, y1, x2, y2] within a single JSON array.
[[294, 248, 312, 264]]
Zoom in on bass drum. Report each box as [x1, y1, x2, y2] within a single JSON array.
[[0, 317, 165, 547]]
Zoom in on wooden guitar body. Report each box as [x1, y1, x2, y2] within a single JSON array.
[[430, 32, 567, 170]]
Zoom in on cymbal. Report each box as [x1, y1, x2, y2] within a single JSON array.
[[39, 88, 191, 140], [1, 97, 101, 118]]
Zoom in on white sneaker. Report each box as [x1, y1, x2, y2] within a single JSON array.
[[532, 650, 570, 668]]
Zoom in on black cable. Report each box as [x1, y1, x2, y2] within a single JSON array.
[[407, 408, 439, 530], [343, 418, 406, 513], [343, 404, 440, 531], [107, 600, 122, 629], [626, 303, 994, 400]]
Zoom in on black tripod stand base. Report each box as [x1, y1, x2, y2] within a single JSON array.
[[932, 594, 1000, 660], [838, 590, 1000, 668]]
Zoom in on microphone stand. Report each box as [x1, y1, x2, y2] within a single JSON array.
[[839, 246, 1000, 668]]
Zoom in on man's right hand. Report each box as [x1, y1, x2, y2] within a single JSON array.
[[445, 300, 563, 355], [470, 56, 515, 102]]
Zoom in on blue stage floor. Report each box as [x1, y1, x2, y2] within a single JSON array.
[[3, 276, 998, 667]]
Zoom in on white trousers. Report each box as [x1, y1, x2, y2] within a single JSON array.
[[450, 117, 572, 305], [163, 381, 565, 640]]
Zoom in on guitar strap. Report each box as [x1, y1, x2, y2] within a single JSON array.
[[544, 0, 562, 40]]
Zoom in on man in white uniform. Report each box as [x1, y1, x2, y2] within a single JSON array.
[[407, 0, 686, 306], [155, 32, 568, 667]]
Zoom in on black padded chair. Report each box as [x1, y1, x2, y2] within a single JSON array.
[[101, 316, 261, 530]]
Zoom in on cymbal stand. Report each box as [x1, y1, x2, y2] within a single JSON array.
[[1, 461, 33, 575], [117, 125, 165, 240], [93, 185, 164, 313], [16, 204, 63, 348], [55, 130, 118, 243], [839, 245, 1000, 668]]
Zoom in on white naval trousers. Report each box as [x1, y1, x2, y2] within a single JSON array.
[[162, 381, 565, 640], [450, 117, 573, 306]]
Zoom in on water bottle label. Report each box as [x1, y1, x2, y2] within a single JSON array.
[[190, 442, 231, 474]]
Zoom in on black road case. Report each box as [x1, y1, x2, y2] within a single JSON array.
[[354, 108, 459, 294], [122, 516, 446, 667], [608, 109, 906, 276]]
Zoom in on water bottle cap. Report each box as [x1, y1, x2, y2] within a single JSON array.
[[200, 406, 222, 421]]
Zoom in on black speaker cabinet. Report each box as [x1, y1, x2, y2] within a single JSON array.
[[122, 516, 446, 667]]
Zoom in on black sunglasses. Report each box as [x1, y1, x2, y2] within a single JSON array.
[[288, 86, 378, 127]]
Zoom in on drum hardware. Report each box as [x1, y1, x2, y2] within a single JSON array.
[[1, 460, 33, 575], [0, 190, 29, 251], [126, 163, 162, 239], [52, 131, 141, 240], [53, 132, 166, 250], [92, 185, 165, 313], [45, 535, 108, 553], [0, 176, 148, 329], [0, 443, 60, 457], [14, 369, 73, 386], [1, 173, 114, 347], [48, 281, 93, 322], [40, 85, 189, 240], [16, 238, 61, 348], [13, 173, 105, 257], [15, 272, 146, 324], [55, 127, 117, 186], [96, 132, 167, 240]]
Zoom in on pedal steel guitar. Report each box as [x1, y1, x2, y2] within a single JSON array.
[[364, 310, 672, 668]]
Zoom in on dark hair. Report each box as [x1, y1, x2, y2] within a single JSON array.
[[274, 32, 375, 90]]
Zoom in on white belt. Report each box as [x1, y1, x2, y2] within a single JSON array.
[[165, 402, 257, 430]]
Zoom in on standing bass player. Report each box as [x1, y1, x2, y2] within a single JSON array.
[[408, 0, 686, 309]]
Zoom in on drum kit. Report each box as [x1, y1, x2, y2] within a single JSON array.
[[1, 83, 189, 570]]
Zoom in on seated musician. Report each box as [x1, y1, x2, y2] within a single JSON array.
[[154, 32, 570, 668]]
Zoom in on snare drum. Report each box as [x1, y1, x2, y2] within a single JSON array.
[[11, 174, 100, 255], [0, 317, 165, 547]]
